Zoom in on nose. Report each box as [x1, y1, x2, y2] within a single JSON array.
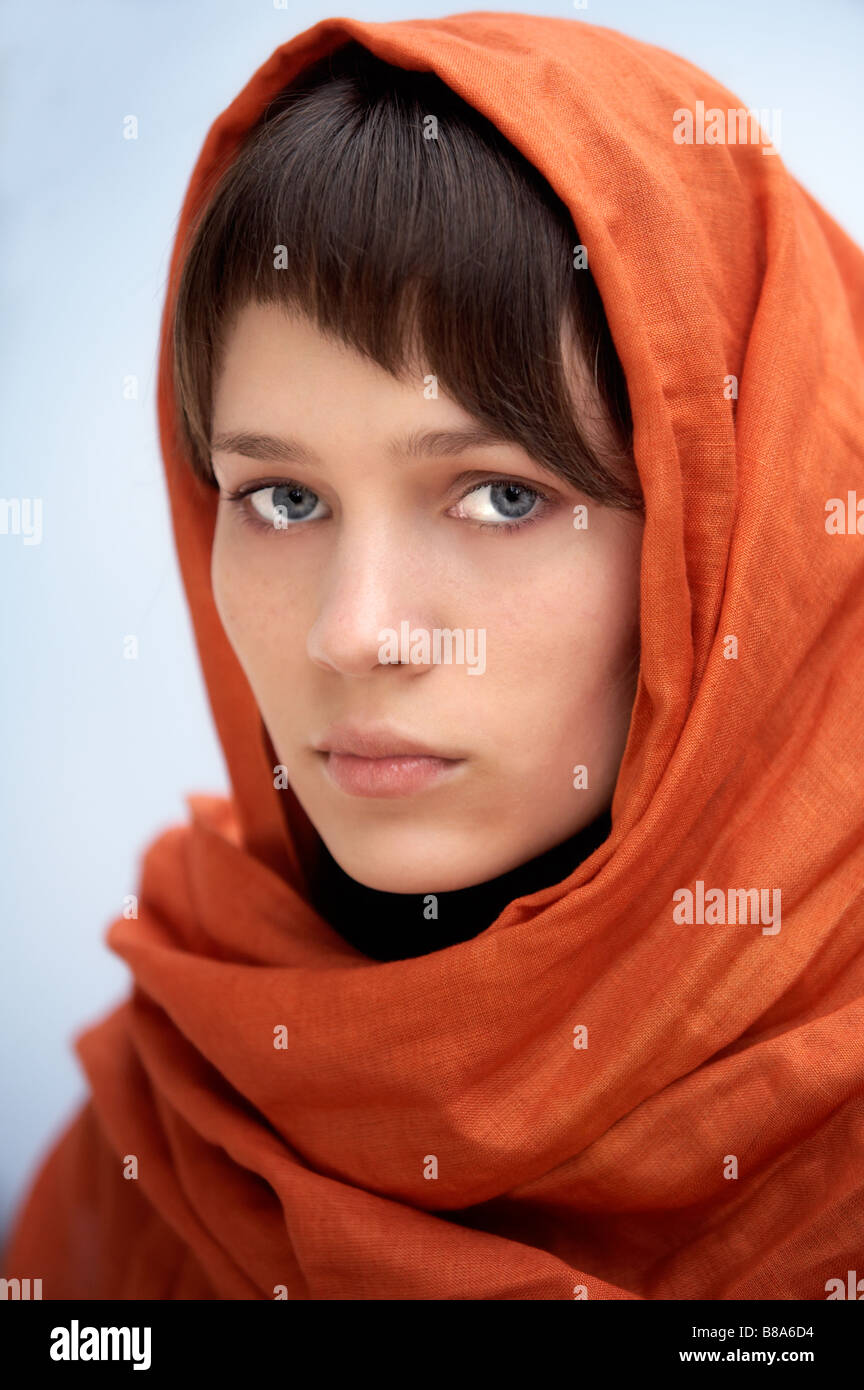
[[306, 517, 437, 678]]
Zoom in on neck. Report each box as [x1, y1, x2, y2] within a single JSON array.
[[310, 809, 612, 961]]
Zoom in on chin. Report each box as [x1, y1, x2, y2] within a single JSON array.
[[323, 835, 493, 895]]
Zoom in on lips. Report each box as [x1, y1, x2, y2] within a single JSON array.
[[313, 722, 462, 760], [312, 722, 466, 798]]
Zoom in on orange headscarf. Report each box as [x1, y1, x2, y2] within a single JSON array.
[[4, 11, 864, 1301]]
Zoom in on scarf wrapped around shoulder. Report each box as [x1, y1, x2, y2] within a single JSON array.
[[4, 11, 864, 1300]]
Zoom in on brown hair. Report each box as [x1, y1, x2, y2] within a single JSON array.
[[172, 41, 642, 510]]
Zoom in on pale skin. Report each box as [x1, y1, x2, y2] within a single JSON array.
[[210, 302, 643, 893]]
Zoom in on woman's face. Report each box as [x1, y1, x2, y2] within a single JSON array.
[[210, 302, 643, 892]]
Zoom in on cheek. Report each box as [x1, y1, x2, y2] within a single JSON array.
[[489, 551, 638, 683], [566, 526, 642, 679], [483, 544, 640, 761], [211, 521, 288, 685], [210, 520, 246, 645]]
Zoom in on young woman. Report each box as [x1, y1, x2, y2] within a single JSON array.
[[3, 12, 863, 1301]]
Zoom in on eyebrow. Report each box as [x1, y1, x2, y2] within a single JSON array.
[[209, 425, 516, 466]]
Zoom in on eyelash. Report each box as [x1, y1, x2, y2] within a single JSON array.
[[221, 477, 554, 537]]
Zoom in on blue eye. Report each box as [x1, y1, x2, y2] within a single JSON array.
[[222, 474, 553, 536], [245, 483, 328, 528], [453, 480, 549, 529]]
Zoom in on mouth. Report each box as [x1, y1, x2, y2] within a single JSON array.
[[318, 751, 465, 798], [312, 722, 467, 799]]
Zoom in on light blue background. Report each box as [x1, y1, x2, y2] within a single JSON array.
[[2, 0, 863, 1240]]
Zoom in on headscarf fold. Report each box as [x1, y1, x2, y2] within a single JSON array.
[[4, 10, 864, 1300]]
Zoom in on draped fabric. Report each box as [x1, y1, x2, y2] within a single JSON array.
[[4, 11, 864, 1300]]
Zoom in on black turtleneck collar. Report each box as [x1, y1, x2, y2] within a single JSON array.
[[310, 808, 612, 961]]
